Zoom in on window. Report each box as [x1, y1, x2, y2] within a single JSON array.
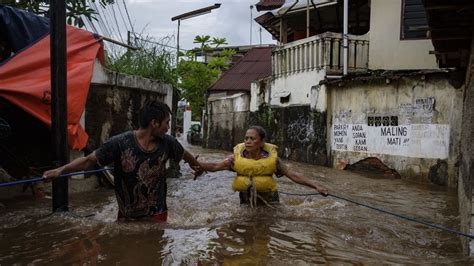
[[401, 0, 429, 40]]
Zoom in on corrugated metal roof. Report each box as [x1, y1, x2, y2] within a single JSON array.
[[208, 47, 272, 92]]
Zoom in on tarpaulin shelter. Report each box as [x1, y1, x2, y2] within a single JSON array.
[[0, 5, 104, 150]]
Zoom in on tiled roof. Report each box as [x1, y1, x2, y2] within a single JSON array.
[[208, 47, 272, 92]]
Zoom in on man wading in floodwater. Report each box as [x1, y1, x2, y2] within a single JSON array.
[[43, 100, 203, 222]]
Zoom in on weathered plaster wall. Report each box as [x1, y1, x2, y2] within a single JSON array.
[[250, 76, 328, 165], [205, 93, 250, 151], [249, 105, 327, 165], [369, 0, 438, 70], [328, 73, 464, 187], [250, 78, 271, 112], [459, 39, 474, 255], [86, 62, 171, 149], [0, 62, 172, 197], [270, 68, 326, 107]]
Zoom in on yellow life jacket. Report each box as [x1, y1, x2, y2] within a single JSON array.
[[231, 142, 278, 192]]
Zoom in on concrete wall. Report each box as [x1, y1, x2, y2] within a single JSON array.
[[249, 105, 327, 165], [270, 68, 326, 107], [369, 0, 438, 70], [328, 72, 464, 187], [86, 62, 172, 149], [459, 39, 474, 255], [205, 93, 250, 151], [0, 61, 173, 198], [250, 78, 327, 165]]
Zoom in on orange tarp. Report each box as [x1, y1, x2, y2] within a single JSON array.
[[0, 26, 104, 150]]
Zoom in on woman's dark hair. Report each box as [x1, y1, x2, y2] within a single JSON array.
[[248, 125, 267, 140], [138, 100, 171, 128]]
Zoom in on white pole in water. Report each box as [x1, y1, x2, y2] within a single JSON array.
[[183, 103, 192, 140]]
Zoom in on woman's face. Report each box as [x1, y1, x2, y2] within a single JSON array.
[[244, 129, 263, 152]]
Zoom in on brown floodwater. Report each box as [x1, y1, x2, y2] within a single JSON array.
[[0, 142, 472, 265]]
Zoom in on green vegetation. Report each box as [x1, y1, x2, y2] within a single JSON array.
[[177, 60, 218, 120], [106, 35, 177, 87], [106, 33, 235, 121], [177, 35, 235, 120]]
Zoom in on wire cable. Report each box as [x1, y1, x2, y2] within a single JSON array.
[[122, 0, 135, 36], [0, 168, 114, 188], [116, 0, 131, 36], [91, 1, 113, 38], [109, 3, 125, 43], [279, 190, 474, 239]]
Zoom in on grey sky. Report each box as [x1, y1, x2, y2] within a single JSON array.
[[123, 0, 276, 50]]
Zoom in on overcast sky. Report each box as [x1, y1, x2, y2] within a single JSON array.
[[121, 0, 276, 50]]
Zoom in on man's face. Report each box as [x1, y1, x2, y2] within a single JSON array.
[[152, 114, 170, 139]]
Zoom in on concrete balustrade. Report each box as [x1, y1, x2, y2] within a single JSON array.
[[272, 32, 369, 77]]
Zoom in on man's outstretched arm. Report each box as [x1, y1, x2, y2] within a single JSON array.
[[182, 150, 205, 179], [43, 152, 98, 180]]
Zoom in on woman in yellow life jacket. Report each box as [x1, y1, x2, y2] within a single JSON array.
[[199, 125, 328, 205]]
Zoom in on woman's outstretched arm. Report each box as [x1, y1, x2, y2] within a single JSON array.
[[279, 159, 328, 196]]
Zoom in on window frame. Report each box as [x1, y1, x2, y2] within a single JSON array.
[[400, 0, 429, 40]]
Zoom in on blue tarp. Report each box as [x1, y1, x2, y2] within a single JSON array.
[[0, 5, 49, 57]]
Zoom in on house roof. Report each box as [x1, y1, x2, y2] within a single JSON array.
[[208, 47, 272, 92], [423, 0, 473, 69], [255, 0, 285, 11], [254, 0, 369, 43], [255, 0, 336, 12]]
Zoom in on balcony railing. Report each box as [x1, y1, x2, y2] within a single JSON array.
[[272, 32, 369, 77]]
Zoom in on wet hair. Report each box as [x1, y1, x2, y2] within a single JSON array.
[[138, 100, 171, 128], [248, 125, 267, 140]]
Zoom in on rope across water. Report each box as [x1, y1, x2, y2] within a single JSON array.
[[0, 168, 113, 188], [1, 169, 471, 239], [279, 190, 474, 239]]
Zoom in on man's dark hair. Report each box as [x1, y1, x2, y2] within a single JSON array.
[[248, 125, 267, 140], [138, 100, 171, 128]]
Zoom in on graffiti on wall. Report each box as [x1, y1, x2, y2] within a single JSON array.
[[288, 115, 315, 146], [332, 123, 450, 159], [398, 97, 436, 124], [332, 96, 446, 158]]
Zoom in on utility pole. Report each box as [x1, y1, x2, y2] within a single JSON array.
[[343, 0, 348, 75], [306, 0, 310, 37], [50, 0, 69, 212], [171, 3, 221, 136], [259, 27, 262, 46], [250, 5, 254, 45], [177, 20, 180, 68], [127, 30, 132, 55]]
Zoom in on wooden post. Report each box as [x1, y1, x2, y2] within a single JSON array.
[[50, 0, 69, 212]]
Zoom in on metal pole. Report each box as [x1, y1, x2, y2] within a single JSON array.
[[176, 20, 180, 66], [250, 5, 253, 45], [343, 0, 348, 75], [50, 0, 69, 212], [306, 0, 310, 37], [127, 30, 131, 46], [172, 19, 180, 138], [127, 30, 131, 55]]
